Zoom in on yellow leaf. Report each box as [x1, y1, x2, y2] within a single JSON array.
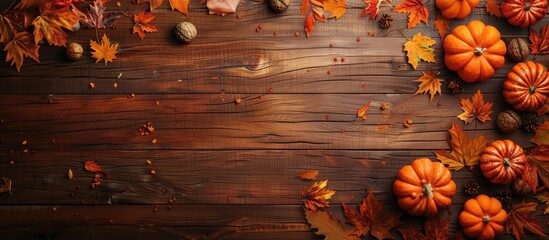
[[531, 120, 549, 145], [301, 180, 335, 212], [324, 0, 346, 19], [434, 121, 488, 171], [403, 33, 436, 69], [90, 34, 118, 66], [414, 71, 443, 101]]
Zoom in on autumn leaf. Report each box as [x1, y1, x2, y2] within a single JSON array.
[[434, 121, 488, 171], [526, 145, 549, 190], [506, 202, 547, 240], [206, 0, 240, 15], [68, 169, 74, 180], [342, 190, 401, 238], [403, 33, 436, 69], [32, 1, 79, 46], [457, 89, 493, 124], [53, 0, 85, 7], [298, 170, 319, 180], [90, 33, 118, 66], [434, 12, 449, 38], [486, 0, 502, 17], [324, 0, 346, 19], [72, 0, 120, 29], [361, 0, 382, 19], [397, 226, 427, 240], [0, 177, 12, 195], [535, 192, 549, 214], [305, 12, 315, 37], [4, 31, 40, 72], [16, 0, 41, 10], [357, 101, 371, 120], [529, 25, 549, 55], [414, 71, 443, 101], [424, 215, 450, 240], [301, 180, 336, 212], [137, 0, 163, 11], [133, 11, 157, 40], [84, 160, 109, 178], [305, 210, 360, 240], [169, 0, 190, 15], [393, 0, 428, 29], [531, 119, 549, 145], [537, 99, 549, 116]]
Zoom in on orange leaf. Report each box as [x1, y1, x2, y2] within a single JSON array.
[[457, 89, 493, 124], [397, 226, 427, 240], [526, 145, 549, 190], [169, 0, 190, 15], [137, 0, 163, 10], [535, 192, 549, 214], [0, 177, 12, 195], [403, 33, 436, 69], [434, 121, 488, 171], [301, 180, 335, 212], [357, 101, 371, 119], [531, 119, 549, 145], [529, 24, 549, 55], [133, 11, 158, 40], [342, 190, 401, 238], [84, 160, 109, 178], [434, 12, 449, 38], [393, 0, 428, 29], [305, 209, 360, 240], [16, 0, 41, 10], [305, 12, 315, 37], [206, 0, 240, 15], [414, 71, 443, 101], [361, 0, 382, 19], [90, 33, 118, 65], [3, 31, 40, 72], [324, 0, 346, 19], [298, 170, 319, 180], [486, 0, 502, 17], [506, 202, 547, 239], [32, 1, 79, 46], [301, 0, 311, 15]]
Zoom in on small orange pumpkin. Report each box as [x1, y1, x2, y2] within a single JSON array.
[[480, 140, 527, 184], [502, 0, 547, 28], [393, 158, 456, 216], [436, 0, 480, 19], [443, 21, 506, 83], [459, 194, 508, 240], [503, 61, 549, 112]]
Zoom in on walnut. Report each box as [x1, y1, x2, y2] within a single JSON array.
[[496, 110, 522, 133], [175, 22, 197, 42], [66, 42, 83, 61], [269, 0, 290, 12], [507, 38, 529, 62]]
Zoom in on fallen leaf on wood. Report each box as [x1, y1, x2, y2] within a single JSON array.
[[424, 215, 450, 240], [84, 160, 109, 178], [301, 180, 335, 212], [0, 177, 12, 195], [3, 31, 40, 72], [324, 0, 346, 19], [90, 33, 118, 66], [305, 12, 315, 37], [298, 170, 319, 180], [393, 0, 428, 29], [397, 226, 427, 240], [305, 209, 360, 240], [137, 0, 163, 11], [68, 169, 74, 180], [486, 0, 502, 17], [526, 145, 549, 190], [33, 1, 79, 46], [531, 119, 549, 145], [301, 0, 325, 37], [535, 192, 549, 214], [537, 99, 549, 116], [434, 12, 449, 38], [529, 24, 549, 55], [506, 201, 547, 239], [414, 71, 443, 101], [434, 121, 488, 171], [403, 33, 436, 69], [206, 0, 240, 15], [361, 0, 382, 19], [357, 101, 371, 120], [457, 89, 493, 124], [16, 0, 41, 10], [133, 11, 157, 39], [169, 0, 190, 15], [71, 0, 120, 29], [53, 0, 85, 7]]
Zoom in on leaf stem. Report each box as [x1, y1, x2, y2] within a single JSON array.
[[398, 29, 410, 41]]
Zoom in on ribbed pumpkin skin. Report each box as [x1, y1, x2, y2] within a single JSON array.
[[393, 158, 456, 216], [503, 61, 549, 112], [502, 0, 547, 28], [480, 140, 527, 184], [443, 21, 506, 83], [459, 195, 508, 240], [436, 0, 480, 19]]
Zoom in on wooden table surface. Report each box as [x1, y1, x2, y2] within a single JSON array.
[[0, 0, 548, 239]]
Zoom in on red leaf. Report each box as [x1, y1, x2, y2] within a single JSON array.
[[361, 0, 381, 19], [506, 202, 547, 239], [305, 12, 315, 38], [301, 0, 311, 15], [133, 11, 158, 40], [529, 25, 549, 55], [84, 160, 109, 178], [393, 0, 428, 29], [424, 215, 450, 240]]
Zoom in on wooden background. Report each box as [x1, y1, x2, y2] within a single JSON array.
[[0, 0, 548, 239]]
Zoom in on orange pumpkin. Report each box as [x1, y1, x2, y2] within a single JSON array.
[[393, 158, 456, 216], [436, 0, 479, 19], [503, 61, 549, 112], [480, 140, 527, 184], [443, 21, 506, 83], [459, 195, 508, 240], [502, 0, 547, 28]]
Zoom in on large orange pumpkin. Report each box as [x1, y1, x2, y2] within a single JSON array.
[[436, 0, 479, 19], [459, 194, 508, 240], [480, 140, 527, 184], [393, 158, 456, 216], [503, 61, 549, 112], [502, 0, 547, 28], [443, 21, 506, 83]]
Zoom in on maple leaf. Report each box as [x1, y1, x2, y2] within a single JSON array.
[[72, 0, 120, 29], [342, 190, 401, 238], [133, 11, 158, 40], [305, 12, 315, 38], [137, 0, 163, 11], [305, 210, 360, 240], [53, 0, 85, 7], [301, 180, 336, 212], [361, 0, 382, 19], [457, 89, 493, 124], [90, 34, 118, 66], [403, 33, 436, 69], [32, 1, 79, 46], [434, 121, 488, 171], [16, 0, 42, 10], [298, 170, 319, 180], [531, 119, 549, 145], [206, 0, 240, 15], [324, 0, 346, 19], [506, 202, 547, 239], [526, 145, 549, 190], [529, 25, 549, 55], [397, 226, 427, 240], [414, 71, 443, 101], [537, 99, 549, 116], [0, 177, 12, 195], [486, 0, 502, 17], [393, 0, 428, 29], [434, 12, 449, 38], [84, 160, 109, 178], [169, 0, 190, 15], [424, 215, 450, 240], [534, 192, 549, 214], [357, 101, 371, 120], [4, 31, 40, 72]]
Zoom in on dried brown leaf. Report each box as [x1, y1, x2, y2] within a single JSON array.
[[301, 180, 335, 212], [298, 170, 319, 180]]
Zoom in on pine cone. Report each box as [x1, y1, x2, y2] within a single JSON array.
[[495, 187, 513, 206], [378, 14, 393, 29], [463, 181, 480, 196], [447, 79, 463, 94], [522, 114, 540, 133]]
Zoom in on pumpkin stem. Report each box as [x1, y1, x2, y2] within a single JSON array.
[[503, 158, 511, 166], [474, 47, 486, 56], [422, 183, 434, 199], [529, 86, 536, 94], [482, 216, 492, 224], [524, 3, 531, 10]]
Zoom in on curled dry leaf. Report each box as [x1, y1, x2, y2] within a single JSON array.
[[84, 160, 109, 178], [68, 169, 74, 180], [357, 101, 371, 120], [434, 121, 488, 171], [137, 0, 190, 15], [457, 89, 493, 124], [298, 170, 319, 180], [403, 33, 436, 70], [0, 177, 12, 195], [301, 180, 335, 212], [206, 0, 240, 15]]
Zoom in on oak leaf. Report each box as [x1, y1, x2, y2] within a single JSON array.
[[403, 33, 436, 69], [133, 11, 157, 40], [357, 101, 371, 120], [342, 190, 401, 238], [434, 12, 449, 38], [361, 0, 382, 19], [529, 25, 549, 55], [84, 160, 109, 178], [4, 31, 40, 72], [33, 1, 79, 46], [90, 33, 118, 66], [324, 0, 346, 19], [305, 209, 360, 240], [506, 202, 547, 239], [301, 180, 335, 212], [72, 0, 120, 29], [534, 192, 549, 214], [0, 177, 12, 195], [457, 89, 493, 124], [434, 121, 488, 171], [486, 0, 502, 17], [393, 0, 428, 29], [414, 71, 443, 101], [298, 170, 319, 180], [206, 0, 240, 15], [531, 119, 549, 145]]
